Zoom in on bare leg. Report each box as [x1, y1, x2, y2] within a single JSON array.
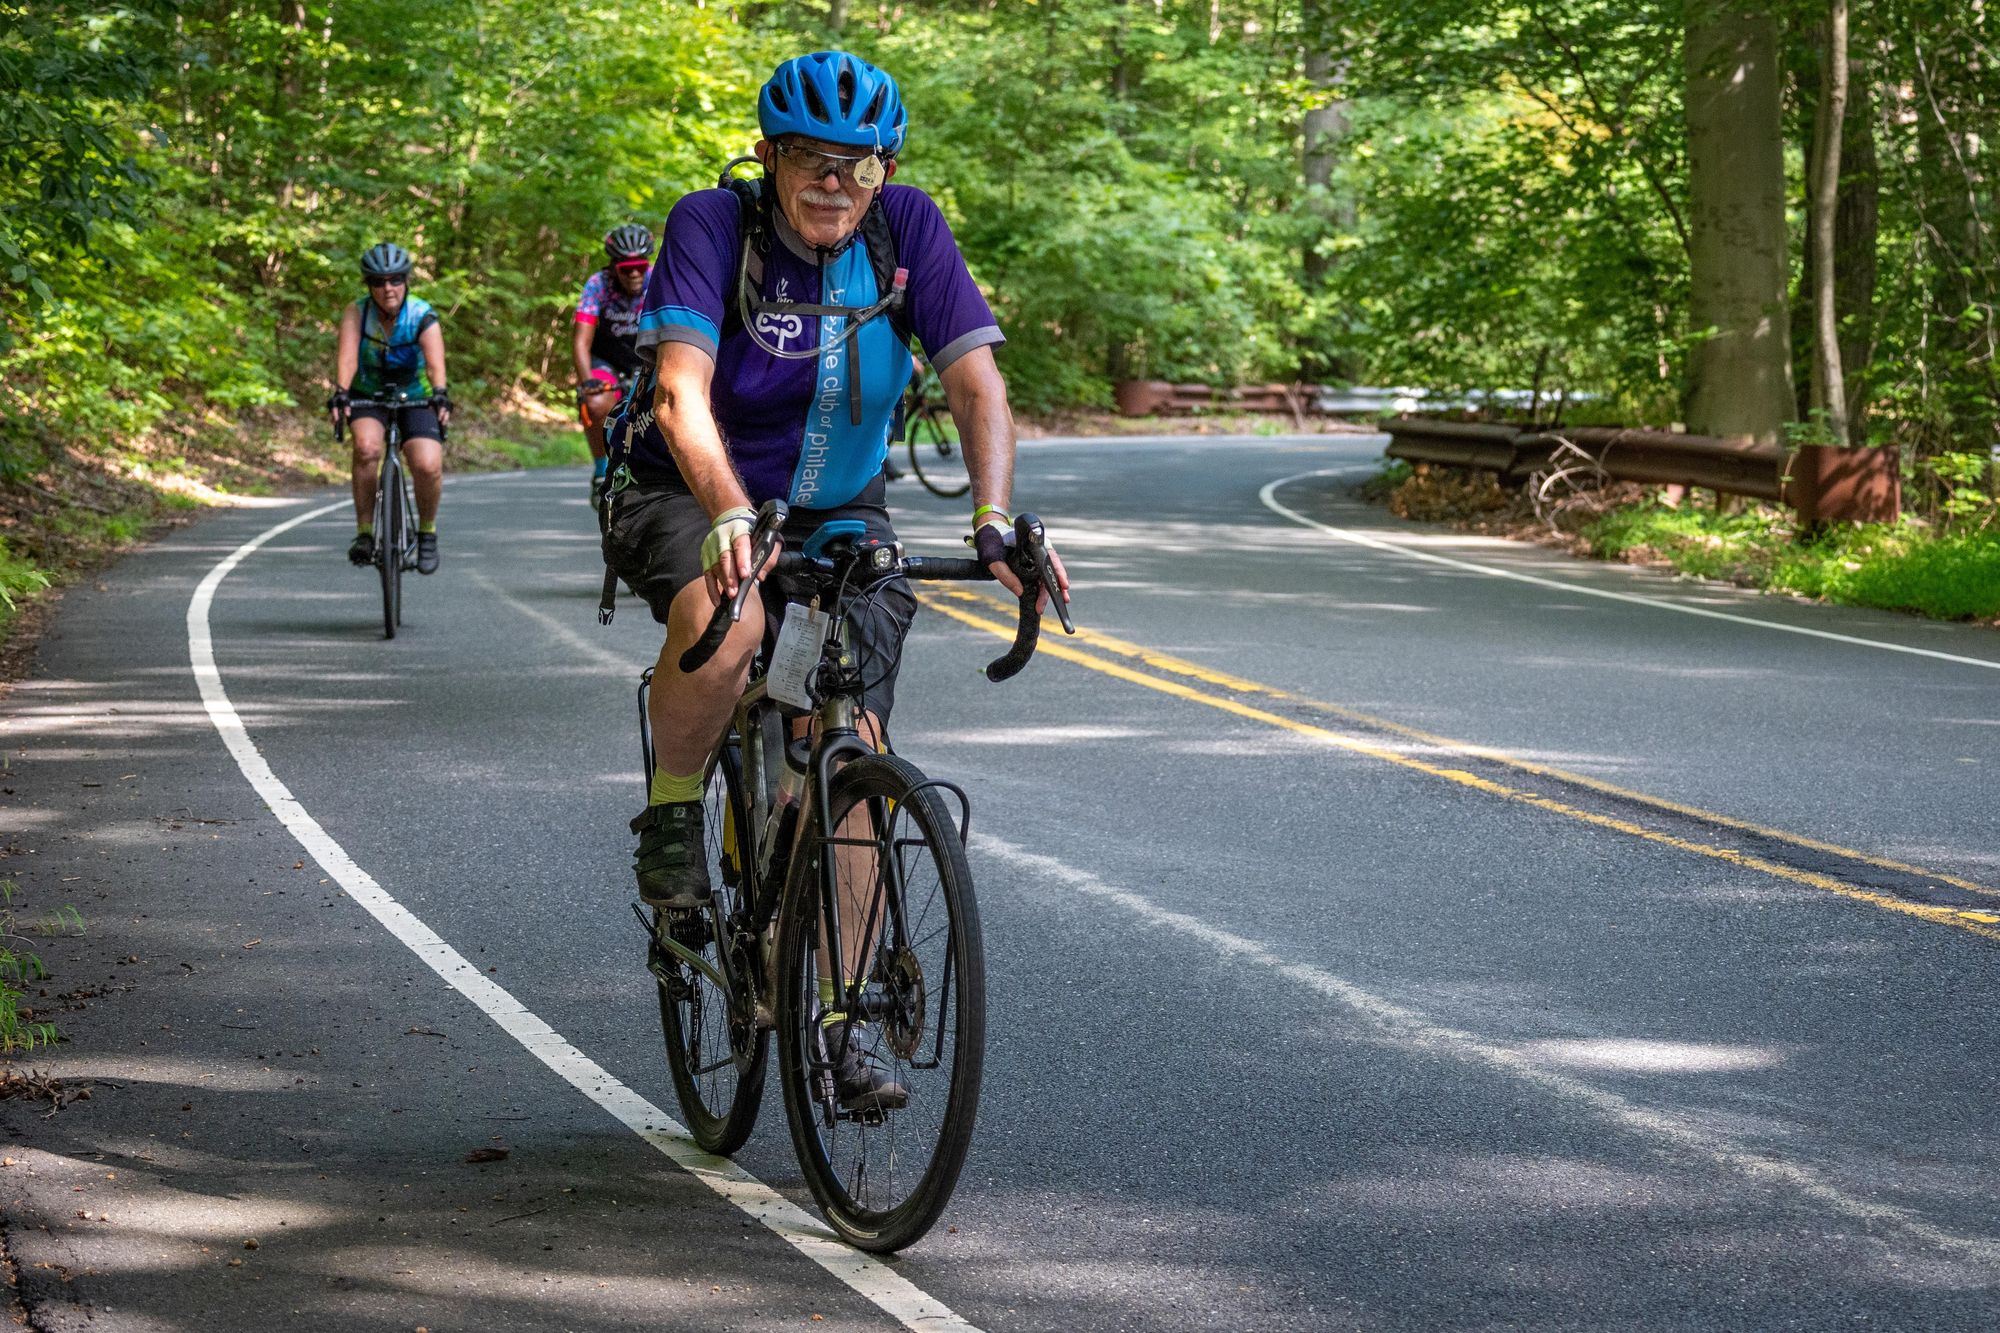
[[349, 417, 386, 526], [582, 387, 618, 463], [649, 578, 766, 780], [404, 436, 444, 525], [821, 710, 890, 1002]]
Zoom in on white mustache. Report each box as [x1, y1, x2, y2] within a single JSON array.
[[800, 186, 854, 209]]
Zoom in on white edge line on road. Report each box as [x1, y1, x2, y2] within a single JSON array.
[[972, 832, 2000, 1267], [187, 500, 975, 1333], [1260, 468, 2000, 673]]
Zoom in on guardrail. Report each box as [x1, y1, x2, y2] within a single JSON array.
[[1383, 417, 1899, 524], [1111, 381, 1580, 418]]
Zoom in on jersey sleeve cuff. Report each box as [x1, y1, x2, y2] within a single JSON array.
[[574, 312, 599, 326], [637, 306, 721, 358], [927, 326, 1005, 375]]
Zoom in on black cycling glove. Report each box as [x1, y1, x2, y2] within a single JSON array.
[[326, 387, 350, 414], [972, 521, 1011, 567], [431, 389, 453, 416]]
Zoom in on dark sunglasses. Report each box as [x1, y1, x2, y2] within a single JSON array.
[[365, 275, 408, 289]]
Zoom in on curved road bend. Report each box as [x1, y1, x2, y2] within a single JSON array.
[[3, 434, 1998, 1330]]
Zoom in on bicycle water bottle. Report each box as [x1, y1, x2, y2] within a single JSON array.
[[758, 737, 811, 881]]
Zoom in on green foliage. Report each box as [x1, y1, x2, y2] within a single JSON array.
[[0, 541, 52, 624], [0, 0, 171, 322], [1587, 500, 2000, 621], [0, 882, 79, 1054]]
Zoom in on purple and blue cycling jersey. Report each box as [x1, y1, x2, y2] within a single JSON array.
[[625, 183, 1003, 510]]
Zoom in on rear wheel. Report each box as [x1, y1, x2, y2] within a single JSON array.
[[906, 410, 970, 499], [377, 452, 402, 639], [658, 741, 768, 1153], [775, 753, 984, 1251]]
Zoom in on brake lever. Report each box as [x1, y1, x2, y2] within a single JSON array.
[[1010, 513, 1073, 635], [727, 497, 791, 622]]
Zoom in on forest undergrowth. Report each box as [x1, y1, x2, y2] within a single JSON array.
[[1371, 460, 2000, 625]]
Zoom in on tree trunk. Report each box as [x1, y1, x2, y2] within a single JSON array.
[[1807, 0, 1850, 445], [1683, 1, 1794, 446], [1835, 72, 1877, 434]]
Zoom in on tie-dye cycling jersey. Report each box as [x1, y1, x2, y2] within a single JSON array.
[[352, 295, 439, 397], [620, 183, 1002, 511], [576, 270, 646, 374]]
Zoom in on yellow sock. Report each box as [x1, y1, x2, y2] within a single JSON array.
[[648, 768, 704, 805], [418, 519, 436, 534]]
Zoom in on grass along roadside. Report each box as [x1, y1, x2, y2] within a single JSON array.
[[1373, 460, 2000, 625], [0, 881, 85, 1055], [0, 405, 588, 685]]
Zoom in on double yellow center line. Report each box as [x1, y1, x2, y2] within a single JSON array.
[[919, 590, 2000, 944]]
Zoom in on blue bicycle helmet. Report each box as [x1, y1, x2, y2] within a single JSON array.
[[758, 51, 907, 156]]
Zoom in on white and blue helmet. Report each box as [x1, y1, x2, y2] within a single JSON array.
[[758, 51, 907, 156]]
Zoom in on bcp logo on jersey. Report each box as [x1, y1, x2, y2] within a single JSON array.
[[757, 278, 806, 346]]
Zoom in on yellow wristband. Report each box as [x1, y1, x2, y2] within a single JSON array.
[[972, 504, 1011, 529]]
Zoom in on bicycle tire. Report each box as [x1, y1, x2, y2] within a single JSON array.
[[774, 753, 984, 1251], [658, 741, 769, 1153], [397, 465, 416, 626], [906, 411, 971, 499], [378, 452, 402, 639]]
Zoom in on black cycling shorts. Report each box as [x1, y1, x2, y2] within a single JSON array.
[[602, 473, 917, 722], [350, 402, 443, 443]]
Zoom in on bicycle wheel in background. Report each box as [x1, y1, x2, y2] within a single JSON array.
[[906, 411, 971, 499], [377, 452, 403, 639], [774, 753, 985, 1251], [658, 741, 769, 1153]]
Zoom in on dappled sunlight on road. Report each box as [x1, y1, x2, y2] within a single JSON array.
[[1515, 1037, 1786, 1074]]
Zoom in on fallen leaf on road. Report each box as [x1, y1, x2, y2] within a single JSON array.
[[291, 861, 304, 870], [242, 940, 261, 950], [464, 1147, 509, 1164], [242, 1239, 259, 1250]]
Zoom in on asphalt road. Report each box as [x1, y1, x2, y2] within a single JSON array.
[[5, 432, 1999, 1331]]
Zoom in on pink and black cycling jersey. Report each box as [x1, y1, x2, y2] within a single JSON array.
[[576, 270, 646, 375]]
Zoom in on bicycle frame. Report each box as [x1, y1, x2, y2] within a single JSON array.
[[644, 592, 948, 1059]]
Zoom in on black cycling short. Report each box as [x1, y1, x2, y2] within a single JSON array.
[[350, 402, 443, 442], [602, 473, 916, 722]]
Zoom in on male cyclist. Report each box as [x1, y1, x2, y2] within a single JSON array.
[[328, 242, 451, 574], [601, 50, 1067, 1108], [575, 225, 652, 505]]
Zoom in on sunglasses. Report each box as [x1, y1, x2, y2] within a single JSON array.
[[773, 141, 883, 183], [365, 275, 408, 289]]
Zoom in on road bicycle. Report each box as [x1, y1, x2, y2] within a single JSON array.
[[884, 368, 971, 500], [638, 499, 1069, 1250], [336, 390, 443, 639]]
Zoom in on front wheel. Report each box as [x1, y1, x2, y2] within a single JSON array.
[[377, 454, 403, 639], [657, 742, 768, 1153], [774, 754, 984, 1251], [906, 410, 970, 499]]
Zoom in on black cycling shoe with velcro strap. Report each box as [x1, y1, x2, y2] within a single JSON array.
[[826, 1020, 910, 1113], [417, 531, 439, 575], [630, 801, 712, 909], [347, 531, 376, 566]]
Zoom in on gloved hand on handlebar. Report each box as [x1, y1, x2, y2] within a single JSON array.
[[430, 389, 453, 424], [326, 387, 351, 425], [700, 505, 764, 601], [970, 505, 1070, 614]]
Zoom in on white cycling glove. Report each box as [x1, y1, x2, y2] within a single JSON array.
[[700, 506, 756, 574]]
